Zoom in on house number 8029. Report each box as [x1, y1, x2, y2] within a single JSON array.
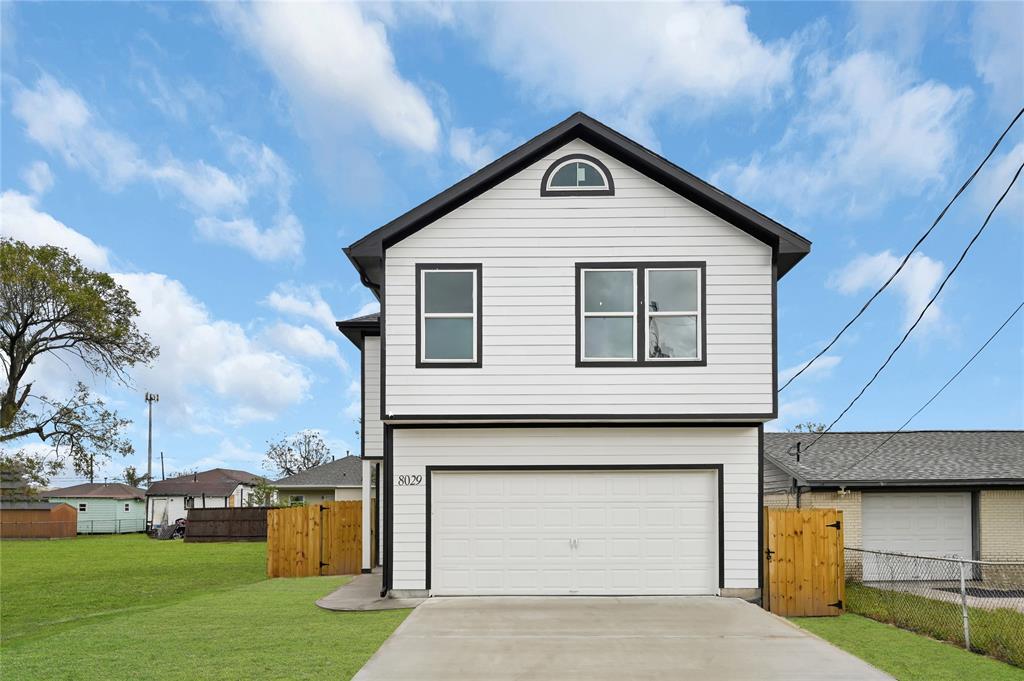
[[397, 475, 423, 487]]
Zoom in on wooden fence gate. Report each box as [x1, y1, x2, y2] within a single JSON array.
[[763, 508, 845, 616], [266, 501, 366, 578]]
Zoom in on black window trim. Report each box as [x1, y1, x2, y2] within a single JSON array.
[[415, 263, 483, 369], [540, 153, 615, 197], [575, 261, 707, 368]]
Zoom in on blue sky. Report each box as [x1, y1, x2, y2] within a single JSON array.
[[1, 2, 1021, 486]]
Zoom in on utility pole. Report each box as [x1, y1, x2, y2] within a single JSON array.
[[145, 393, 159, 487], [160, 451, 165, 480]]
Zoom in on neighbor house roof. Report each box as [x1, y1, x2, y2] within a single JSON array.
[[146, 468, 262, 497], [336, 313, 380, 347], [45, 482, 145, 500], [272, 456, 363, 488], [344, 111, 811, 295], [764, 431, 1024, 487], [0, 501, 72, 510]]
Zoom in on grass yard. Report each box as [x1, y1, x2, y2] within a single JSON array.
[[793, 614, 1024, 681], [0, 535, 409, 680], [846, 582, 1024, 667]]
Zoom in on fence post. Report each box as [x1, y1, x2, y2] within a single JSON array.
[[959, 559, 971, 651]]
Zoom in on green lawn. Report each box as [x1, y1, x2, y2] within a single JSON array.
[[793, 614, 1024, 681], [0, 535, 409, 680]]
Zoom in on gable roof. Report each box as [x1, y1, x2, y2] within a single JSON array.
[[45, 482, 145, 500], [336, 313, 380, 347], [146, 468, 262, 497], [345, 112, 811, 294], [764, 431, 1024, 487], [272, 456, 363, 487]]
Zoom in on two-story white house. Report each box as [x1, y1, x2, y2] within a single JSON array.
[[338, 113, 810, 600]]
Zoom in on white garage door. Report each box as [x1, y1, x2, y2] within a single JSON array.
[[430, 469, 718, 596], [862, 492, 972, 580]]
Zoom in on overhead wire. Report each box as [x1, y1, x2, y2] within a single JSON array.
[[780, 107, 1024, 393], [801, 159, 1024, 453], [829, 300, 1024, 478]]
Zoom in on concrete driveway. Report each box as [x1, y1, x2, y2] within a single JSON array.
[[353, 597, 891, 680]]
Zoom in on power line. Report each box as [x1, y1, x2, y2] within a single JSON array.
[[802, 159, 1024, 453], [831, 300, 1023, 478], [780, 106, 1024, 393]]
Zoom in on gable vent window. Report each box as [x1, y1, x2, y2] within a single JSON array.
[[576, 262, 705, 367], [416, 264, 483, 368], [541, 154, 614, 196]]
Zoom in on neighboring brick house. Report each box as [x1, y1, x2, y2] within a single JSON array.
[[763, 431, 1024, 562]]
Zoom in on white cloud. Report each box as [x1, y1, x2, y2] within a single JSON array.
[[215, 1, 439, 152], [343, 379, 361, 421], [0, 190, 111, 269], [350, 301, 380, 319], [264, 283, 338, 333], [260, 322, 349, 372], [779, 355, 842, 385], [10, 74, 303, 261], [449, 127, 512, 170], [3, 194, 314, 427], [714, 51, 971, 215], [974, 142, 1024, 217], [778, 397, 821, 423], [456, 2, 795, 142], [119, 272, 312, 426], [830, 250, 945, 331], [21, 161, 54, 196], [195, 214, 303, 262], [970, 2, 1024, 113]]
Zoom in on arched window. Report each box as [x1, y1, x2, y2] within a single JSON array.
[[541, 154, 614, 196]]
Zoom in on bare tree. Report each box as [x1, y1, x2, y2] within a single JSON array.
[[263, 431, 332, 478], [122, 465, 150, 488]]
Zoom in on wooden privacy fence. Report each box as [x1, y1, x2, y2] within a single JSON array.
[[186, 507, 269, 542], [0, 503, 77, 539], [267, 501, 369, 578], [763, 508, 845, 617]]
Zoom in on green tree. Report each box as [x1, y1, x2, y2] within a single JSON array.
[[1, 240, 158, 479], [122, 465, 150, 488], [246, 477, 278, 507]]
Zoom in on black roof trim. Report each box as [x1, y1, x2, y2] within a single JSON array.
[[345, 112, 811, 290], [336, 313, 380, 347]]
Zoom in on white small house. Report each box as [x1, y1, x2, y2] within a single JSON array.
[[338, 112, 812, 598], [45, 482, 146, 534], [145, 468, 261, 528]]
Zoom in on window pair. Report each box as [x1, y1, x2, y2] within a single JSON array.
[[577, 263, 705, 366], [414, 261, 705, 367]]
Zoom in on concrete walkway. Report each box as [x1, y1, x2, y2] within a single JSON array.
[[353, 596, 892, 681], [315, 572, 424, 612]]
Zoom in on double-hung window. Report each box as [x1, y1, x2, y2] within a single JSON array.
[[416, 264, 482, 368], [576, 262, 705, 366], [580, 267, 637, 362]]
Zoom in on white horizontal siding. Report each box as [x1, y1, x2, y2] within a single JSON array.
[[384, 139, 773, 418], [390, 426, 760, 591], [363, 337, 383, 457]]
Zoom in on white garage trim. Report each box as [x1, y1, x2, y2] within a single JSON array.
[[425, 464, 724, 593]]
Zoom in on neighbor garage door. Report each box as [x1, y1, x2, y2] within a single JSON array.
[[862, 492, 972, 580], [430, 469, 718, 595]]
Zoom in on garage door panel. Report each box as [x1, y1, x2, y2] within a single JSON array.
[[863, 492, 972, 581], [432, 469, 718, 595]]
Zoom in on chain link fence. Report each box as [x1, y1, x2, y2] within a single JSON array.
[[845, 547, 1024, 667]]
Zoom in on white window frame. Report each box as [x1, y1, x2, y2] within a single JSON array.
[[124, 503, 131, 513], [289, 494, 305, 506], [419, 267, 479, 365], [78, 503, 87, 512], [580, 268, 637, 362], [545, 159, 610, 192], [645, 267, 702, 362]]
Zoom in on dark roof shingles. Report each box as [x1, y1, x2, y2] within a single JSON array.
[[272, 456, 363, 487], [146, 468, 262, 497], [764, 431, 1024, 484]]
